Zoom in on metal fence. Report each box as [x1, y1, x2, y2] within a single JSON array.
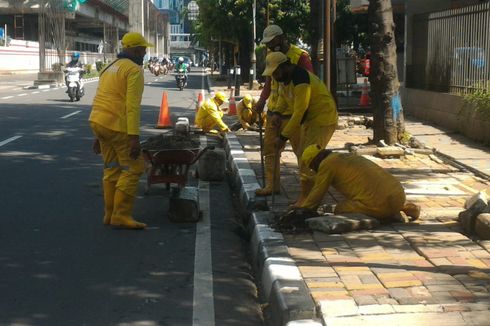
[[408, 2, 490, 93]]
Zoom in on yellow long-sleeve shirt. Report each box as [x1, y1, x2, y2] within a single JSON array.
[[89, 58, 144, 135], [195, 98, 229, 132], [278, 67, 338, 140], [301, 153, 406, 212]]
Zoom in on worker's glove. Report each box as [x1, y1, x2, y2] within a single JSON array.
[[128, 135, 141, 160], [92, 139, 101, 155], [274, 208, 316, 232]]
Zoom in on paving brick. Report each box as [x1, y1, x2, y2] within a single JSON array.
[[426, 284, 467, 292], [353, 295, 378, 306], [392, 304, 444, 313], [299, 265, 337, 278], [319, 298, 358, 318], [358, 304, 395, 315], [383, 280, 423, 288], [311, 290, 351, 301], [388, 287, 410, 299], [306, 280, 345, 289], [359, 275, 381, 285], [350, 288, 389, 296]]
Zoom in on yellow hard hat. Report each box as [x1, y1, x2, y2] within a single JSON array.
[[121, 32, 154, 49], [262, 52, 288, 76], [243, 94, 253, 109], [261, 25, 283, 44], [301, 144, 322, 170], [214, 91, 228, 103]]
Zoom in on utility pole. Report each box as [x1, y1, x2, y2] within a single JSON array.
[[38, 0, 45, 73], [250, 0, 257, 88], [323, 0, 331, 90]]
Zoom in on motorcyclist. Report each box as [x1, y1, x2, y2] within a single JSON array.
[[175, 57, 188, 86], [65, 52, 84, 93]]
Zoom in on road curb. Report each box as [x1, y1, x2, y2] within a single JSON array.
[[22, 77, 99, 90], [224, 134, 318, 326]]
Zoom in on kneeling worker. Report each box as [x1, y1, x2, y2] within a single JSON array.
[[195, 91, 230, 133], [231, 94, 265, 131], [296, 145, 421, 221]]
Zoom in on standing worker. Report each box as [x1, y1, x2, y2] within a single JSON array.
[[89, 32, 153, 229], [293, 145, 421, 221], [255, 25, 314, 196], [263, 52, 338, 207], [231, 94, 265, 131], [195, 91, 231, 133]]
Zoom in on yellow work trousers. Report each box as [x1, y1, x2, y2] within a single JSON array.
[[90, 122, 145, 197], [298, 123, 337, 181], [334, 188, 406, 220], [263, 116, 301, 162]]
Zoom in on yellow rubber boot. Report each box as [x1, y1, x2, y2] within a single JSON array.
[[255, 156, 280, 196], [103, 181, 116, 225], [111, 190, 146, 229]]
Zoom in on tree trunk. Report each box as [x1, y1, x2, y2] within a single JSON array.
[[309, 0, 321, 75], [368, 0, 405, 145]]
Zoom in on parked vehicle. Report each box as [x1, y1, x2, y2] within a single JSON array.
[[64, 66, 84, 102]]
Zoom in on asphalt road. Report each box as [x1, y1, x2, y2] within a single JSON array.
[[0, 68, 262, 326]]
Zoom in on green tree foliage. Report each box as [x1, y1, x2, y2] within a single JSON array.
[[335, 0, 368, 51]]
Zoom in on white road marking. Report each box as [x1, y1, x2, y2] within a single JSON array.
[[41, 89, 50, 92], [1, 96, 14, 99], [0, 135, 22, 147], [60, 110, 82, 119], [193, 136, 215, 326], [17, 93, 28, 97], [32, 91, 40, 94]]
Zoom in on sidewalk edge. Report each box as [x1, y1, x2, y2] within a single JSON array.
[[224, 133, 319, 326]]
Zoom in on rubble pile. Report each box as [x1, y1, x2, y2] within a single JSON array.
[[142, 134, 200, 151]]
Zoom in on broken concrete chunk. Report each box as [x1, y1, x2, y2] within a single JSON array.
[[352, 146, 378, 156], [168, 186, 200, 222], [464, 191, 488, 211], [198, 149, 226, 181], [459, 209, 480, 234], [377, 146, 405, 157], [306, 213, 379, 234], [475, 213, 490, 240]]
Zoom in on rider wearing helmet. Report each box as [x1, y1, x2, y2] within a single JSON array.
[[175, 56, 188, 85], [67, 52, 83, 68]]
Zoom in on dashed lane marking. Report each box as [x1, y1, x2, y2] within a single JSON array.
[[0, 135, 22, 148], [17, 93, 27, 97], [60, 110, 82, 119], [1, 96, 14, 99]]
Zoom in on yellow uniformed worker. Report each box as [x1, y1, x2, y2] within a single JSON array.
[[195, 91, 230, 133], [255, 25, 314, 196], [235, 94, 265, 130], [263, 52, 338, 207], [89, 32, 153, 229], [297, 145, 421, 220]]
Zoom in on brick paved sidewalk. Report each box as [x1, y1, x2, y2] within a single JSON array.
[[229, 117, 490, 325]]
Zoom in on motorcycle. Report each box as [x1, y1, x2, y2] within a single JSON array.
[[65, 67, 84, 102], [175, 68, 186, 91], [153, 62, 161, 76]]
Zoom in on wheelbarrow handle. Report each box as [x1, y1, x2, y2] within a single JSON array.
[[189, 145, 215, 165]]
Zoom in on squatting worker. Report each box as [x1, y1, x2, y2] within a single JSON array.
[[234, 94, 265, 131], [255, 25, 314, 196], [297, 145, 421, 220], [195, 91, 231, 133], [89, 32, 153, 229], [263, 52, 338, 207]]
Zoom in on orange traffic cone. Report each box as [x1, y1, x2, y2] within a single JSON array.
[[359, 78, 370, 107], [156, 91, 172, 128], [228, 89, 237, 116]]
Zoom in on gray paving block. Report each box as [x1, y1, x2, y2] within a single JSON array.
[[306, 214, 379, 234], [262, 257, 303, 301], [267, 279, 316, 326], [251, 224, 284, 264]]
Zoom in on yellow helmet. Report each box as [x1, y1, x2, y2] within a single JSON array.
[[243, 94, 253, 109], [214, 91, 228, 103], [301, 144, 322, 170]]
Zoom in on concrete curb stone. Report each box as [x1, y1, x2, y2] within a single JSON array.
[[223, 133, 317, 325]]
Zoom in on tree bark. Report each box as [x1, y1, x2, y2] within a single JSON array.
[[309, 0, 321, 75], [368, 0, 405, 145]]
